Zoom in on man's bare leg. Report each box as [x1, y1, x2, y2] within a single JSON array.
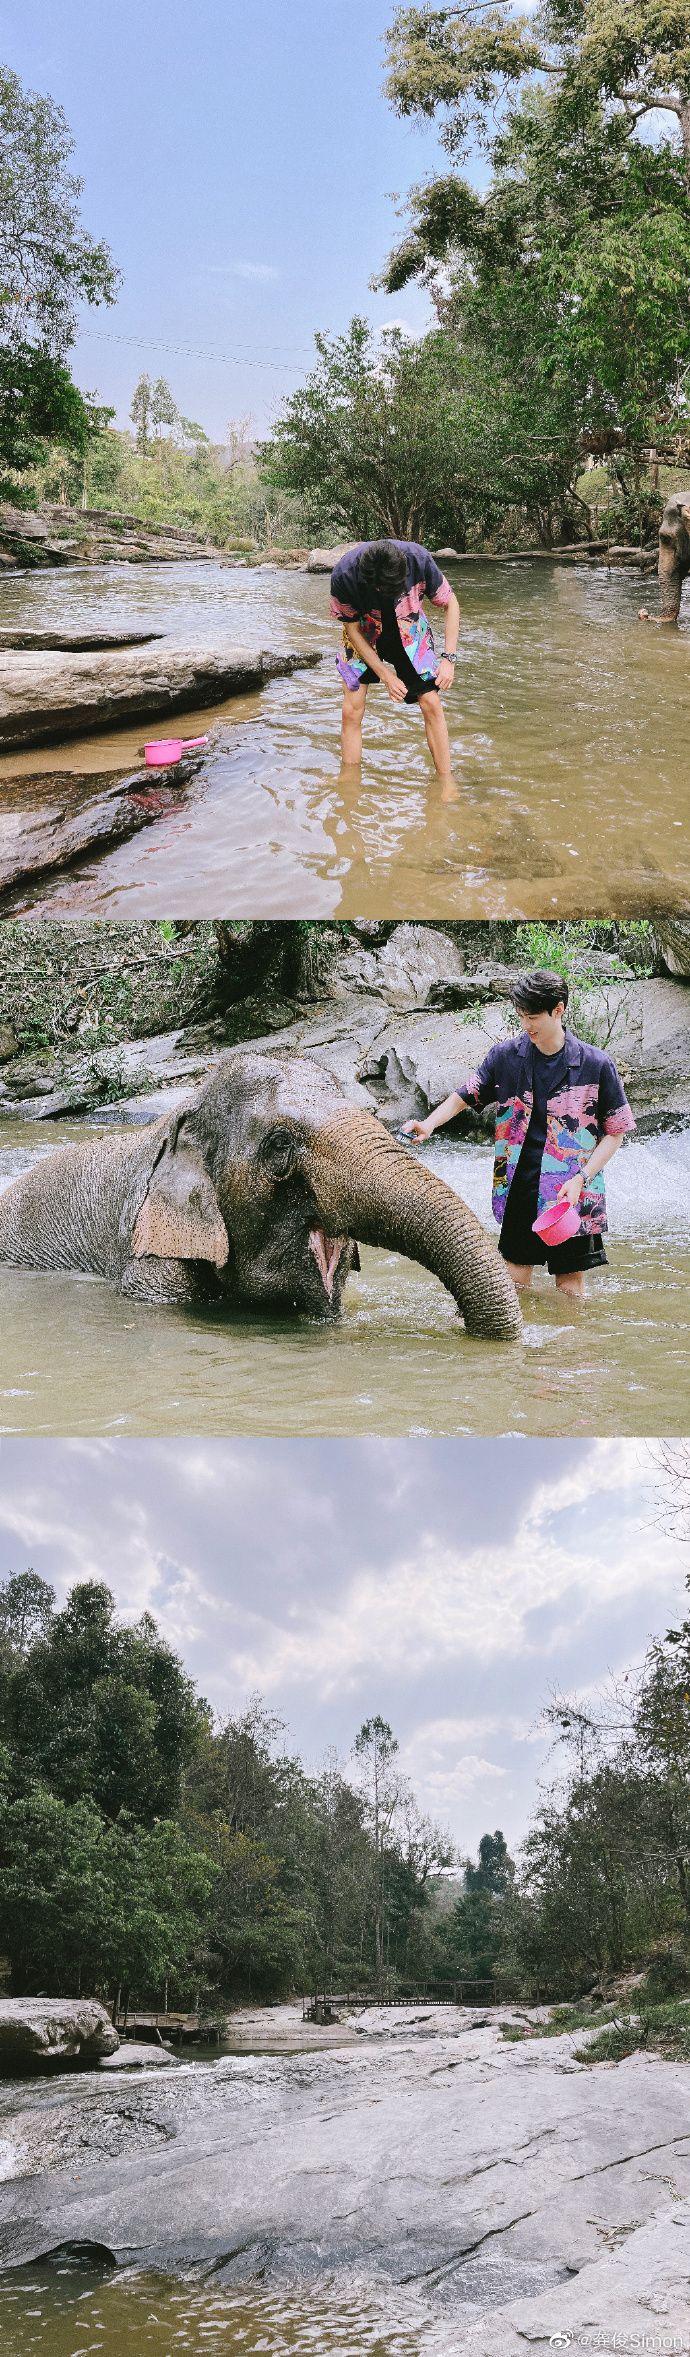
[[341, 682, 368, 764], [418, 688, 452, 777], [502, 1260, 534, 1289], [555, 1271, 587, 1300]]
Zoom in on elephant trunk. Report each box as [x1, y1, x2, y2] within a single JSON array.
[[305, 1113, 522, 1341], [658, 530, 687, 621]]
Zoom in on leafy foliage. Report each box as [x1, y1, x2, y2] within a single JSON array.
[[378, 3, 690, 462], [0, 1577, 204, 1823], [257, 315, 583, 550]]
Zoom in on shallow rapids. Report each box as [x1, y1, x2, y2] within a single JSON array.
[[1, 559, 688, 916], [0, 1124, 687, 1437]]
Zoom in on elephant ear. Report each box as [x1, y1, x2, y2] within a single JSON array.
[[132, 1113, 229, 1267]]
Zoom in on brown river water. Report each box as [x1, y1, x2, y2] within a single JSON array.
[[0, 1123, 687, 1437], [1, 560, 688, 918], [0, 2264, 433, 2357]]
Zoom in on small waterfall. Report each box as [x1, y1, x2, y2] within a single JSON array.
[[423, 1130, 690, 1242]]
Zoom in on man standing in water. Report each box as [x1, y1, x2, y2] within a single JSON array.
[[402, 969, 635, 1299], [330, 538, 460, 775]]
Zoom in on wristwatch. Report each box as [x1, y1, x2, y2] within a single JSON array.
[[442, 649, 458, 663]]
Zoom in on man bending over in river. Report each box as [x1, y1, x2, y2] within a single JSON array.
[[330, 538, 460, 776], [402, 968, 635, 1300]]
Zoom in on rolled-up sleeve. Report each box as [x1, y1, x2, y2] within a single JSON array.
[[423, 552, 452, 605], [599, 1055, 635, 1136]]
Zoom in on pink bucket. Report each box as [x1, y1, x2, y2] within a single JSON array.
[[145, 735, 208, 767], [532, 1199, 582, 1246]]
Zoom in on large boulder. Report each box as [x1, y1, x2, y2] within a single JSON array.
[[0, 2000, 118, 2071], [655, 917, 690, 978], [306, 545, 354, 573]]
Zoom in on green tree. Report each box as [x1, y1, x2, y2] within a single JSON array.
[[150, 375, 179, 442], [130, 373, 153, 454], [0, 64, 119, 483], [465, 1829, 514, 1894], [0, 1786, 215, 1999], [258, 314, 580, 550], [378, 3, 690, 456], [1, 1578, 204, 1823]]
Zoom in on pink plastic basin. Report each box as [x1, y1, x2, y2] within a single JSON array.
[[532, 1199, 582, 1245], [144, 735, 208, 767]]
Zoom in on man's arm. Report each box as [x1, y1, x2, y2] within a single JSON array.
[[343, 617, 408, 704], [401, 1090, 469, 1144], [436, 591, 460, 692], [557, 1129, 625, 1206]]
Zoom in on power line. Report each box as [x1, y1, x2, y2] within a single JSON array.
[[79, 328, 312, 371]]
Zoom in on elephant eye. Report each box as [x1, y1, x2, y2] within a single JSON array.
[[260, 1124, 299, 1181]]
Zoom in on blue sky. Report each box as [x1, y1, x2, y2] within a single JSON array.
[[0, 1438, 685, 1858], [3, 0, 452, 436]]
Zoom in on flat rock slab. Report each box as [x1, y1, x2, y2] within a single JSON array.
[[0, 2007, 689, 2344], [0, 2000, 117, 2070], [0, 770, 183, 897], [0, 630, 165, 652], [98, 2044, 178, 2071], [0, 644, 320, 751]]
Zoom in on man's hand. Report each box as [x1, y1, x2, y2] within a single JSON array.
[[381, 665, 408, 704], [557, 1174, 585, 1206], [400, 1119, 432, 1143], [436, 657, 455, 692]]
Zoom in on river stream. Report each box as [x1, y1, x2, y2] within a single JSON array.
[[0, 1126, 687, 1436], [1, 560, 688, 918], [0, 2265, 435, 2357]]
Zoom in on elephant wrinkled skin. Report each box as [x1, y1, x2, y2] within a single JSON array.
[[657, 489, 690, 621], [0, 1049, 522, 1341]]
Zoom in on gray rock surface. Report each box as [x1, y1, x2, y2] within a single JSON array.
[[0, 2006, 688, 2342], [1, 929, 689, 1133], [0, 644, 319, 751], [98, 2044, 178, 2071], [657, 916, 690, 978], [0, 770, 180, 897], [306, 545, 354, 572], [0, 2000, 118, 2069]]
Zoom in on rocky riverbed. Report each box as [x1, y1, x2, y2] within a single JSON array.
[[1, 923, 688, 1133], [0, 2003, 688, 2351]]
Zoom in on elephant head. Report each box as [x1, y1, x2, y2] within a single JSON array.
[[128, 1048, 522, 1340], [658, 490, 690, 621]]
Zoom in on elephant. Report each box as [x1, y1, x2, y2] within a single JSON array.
[[0, 1048, 522, 1341], [657, 489, 690, 621]]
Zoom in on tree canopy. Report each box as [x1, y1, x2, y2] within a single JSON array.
[[0, 63, 119, 480], [377, 2, 690, 453]]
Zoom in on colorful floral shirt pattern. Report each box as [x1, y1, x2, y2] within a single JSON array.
[[458, 1030, 635, 1234], [330, 541, 452, 689]]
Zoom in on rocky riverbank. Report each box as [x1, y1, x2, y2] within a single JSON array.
[[0, 2002, 687, 2349], [1, 923, 688, 1133]]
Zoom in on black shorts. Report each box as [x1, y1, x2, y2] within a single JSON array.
[[357, 635, 438, 706], [498, 1182, 609, 1276]]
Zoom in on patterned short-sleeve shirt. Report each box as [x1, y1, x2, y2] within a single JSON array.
[[457, 1028, 635, 1234], [330, 540, 452, 689]]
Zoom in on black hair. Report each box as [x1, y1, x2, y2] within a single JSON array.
[[358, 538, 408, 598], [510, 968, 569, 1016]]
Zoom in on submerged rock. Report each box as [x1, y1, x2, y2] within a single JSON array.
[[0, 770, 181, 898], [0, 1999, 118, 2070]]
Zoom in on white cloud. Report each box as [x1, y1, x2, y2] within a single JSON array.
[[0, 1438, 683, 1852], [205, 262, 279, 280]]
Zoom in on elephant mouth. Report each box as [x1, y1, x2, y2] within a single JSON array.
[[308, 1224, 345, 1299]]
